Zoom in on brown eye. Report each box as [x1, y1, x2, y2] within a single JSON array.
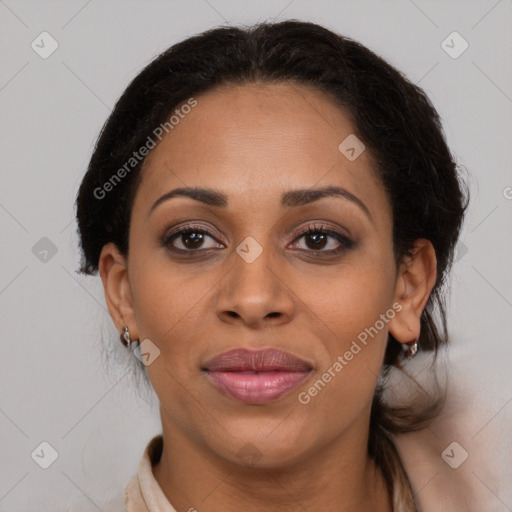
[[291, 224, 354, 255], [304, 232, 329, 250], [180, 231, 206, 249], [162, 226, 223, 253]]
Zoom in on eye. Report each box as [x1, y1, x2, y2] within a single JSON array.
[[161, 222, 354, 256], [162, 224, 223, 253], [290, 223, 354, 255]]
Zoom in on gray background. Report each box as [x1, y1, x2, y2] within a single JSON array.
[[0, 0, 511, 510]]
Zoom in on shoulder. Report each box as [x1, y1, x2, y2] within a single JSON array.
[[390, 343, 512, 511]]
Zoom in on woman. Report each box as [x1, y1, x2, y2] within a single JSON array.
[[75, 20, 470, 511]]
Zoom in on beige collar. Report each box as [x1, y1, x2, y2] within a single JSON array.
[[125, 435, 177, 512]]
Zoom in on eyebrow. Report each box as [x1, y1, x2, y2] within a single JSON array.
[[148, 185, 372, 221]]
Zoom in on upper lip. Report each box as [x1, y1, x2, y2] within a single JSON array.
[[203, 348, 313, 372]]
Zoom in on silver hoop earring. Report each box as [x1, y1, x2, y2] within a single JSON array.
[[404, 339, 419, 360], [120, 326, 136, 349]]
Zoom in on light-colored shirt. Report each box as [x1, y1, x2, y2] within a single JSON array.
[[124, 435, 176, 512]]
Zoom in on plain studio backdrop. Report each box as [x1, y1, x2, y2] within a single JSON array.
[[0, 1, 511, 511]]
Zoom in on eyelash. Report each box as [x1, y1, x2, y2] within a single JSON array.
[[161, 223, 354, 257]]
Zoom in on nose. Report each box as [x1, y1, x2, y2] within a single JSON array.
[[215, 242, 295, 329]]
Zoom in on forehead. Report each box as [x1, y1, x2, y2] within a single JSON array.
[[135, 82, 389, 220]]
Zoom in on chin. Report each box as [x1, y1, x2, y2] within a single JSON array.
[[208, 419, 316, 469]]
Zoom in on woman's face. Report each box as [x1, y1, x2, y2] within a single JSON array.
[[106, 82, 407, 467]]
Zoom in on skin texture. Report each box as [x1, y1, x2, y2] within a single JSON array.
[[99, 82, 437, 511]]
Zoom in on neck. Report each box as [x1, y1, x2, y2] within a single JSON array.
[[152, 412, 393, 512]]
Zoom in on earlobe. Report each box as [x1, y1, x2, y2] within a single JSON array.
[[388, 239, 437, 345], [98, 243, 138, 338]]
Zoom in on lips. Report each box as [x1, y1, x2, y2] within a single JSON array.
[[202, 348, 312, 404]]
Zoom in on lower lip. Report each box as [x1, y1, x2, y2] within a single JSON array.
[[205, 370, 310, 404]]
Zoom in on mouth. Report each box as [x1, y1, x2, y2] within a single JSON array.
[[202, 348, 313, 404]]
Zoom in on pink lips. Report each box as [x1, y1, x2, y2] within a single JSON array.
[[203, 348, 312, 404]]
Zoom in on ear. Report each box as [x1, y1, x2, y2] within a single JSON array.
[[388, 238, 437, 345], [98, 242, 139, 340]]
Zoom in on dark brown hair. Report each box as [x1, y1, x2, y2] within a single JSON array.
[[75, 20, 469, 508]]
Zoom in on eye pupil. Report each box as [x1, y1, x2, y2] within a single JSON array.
[[306, 232, 327, 250], [183, 232, 204, 248]]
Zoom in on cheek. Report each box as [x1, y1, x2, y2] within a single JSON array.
[[295, 277, 393, 429], [128, 254, 220, 398], [131, 262, 209, 425], [294, 263, 394, 406], [304, 295, 389, 404], [129, 252, 215, 345], [296, 258, 395, 346]]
